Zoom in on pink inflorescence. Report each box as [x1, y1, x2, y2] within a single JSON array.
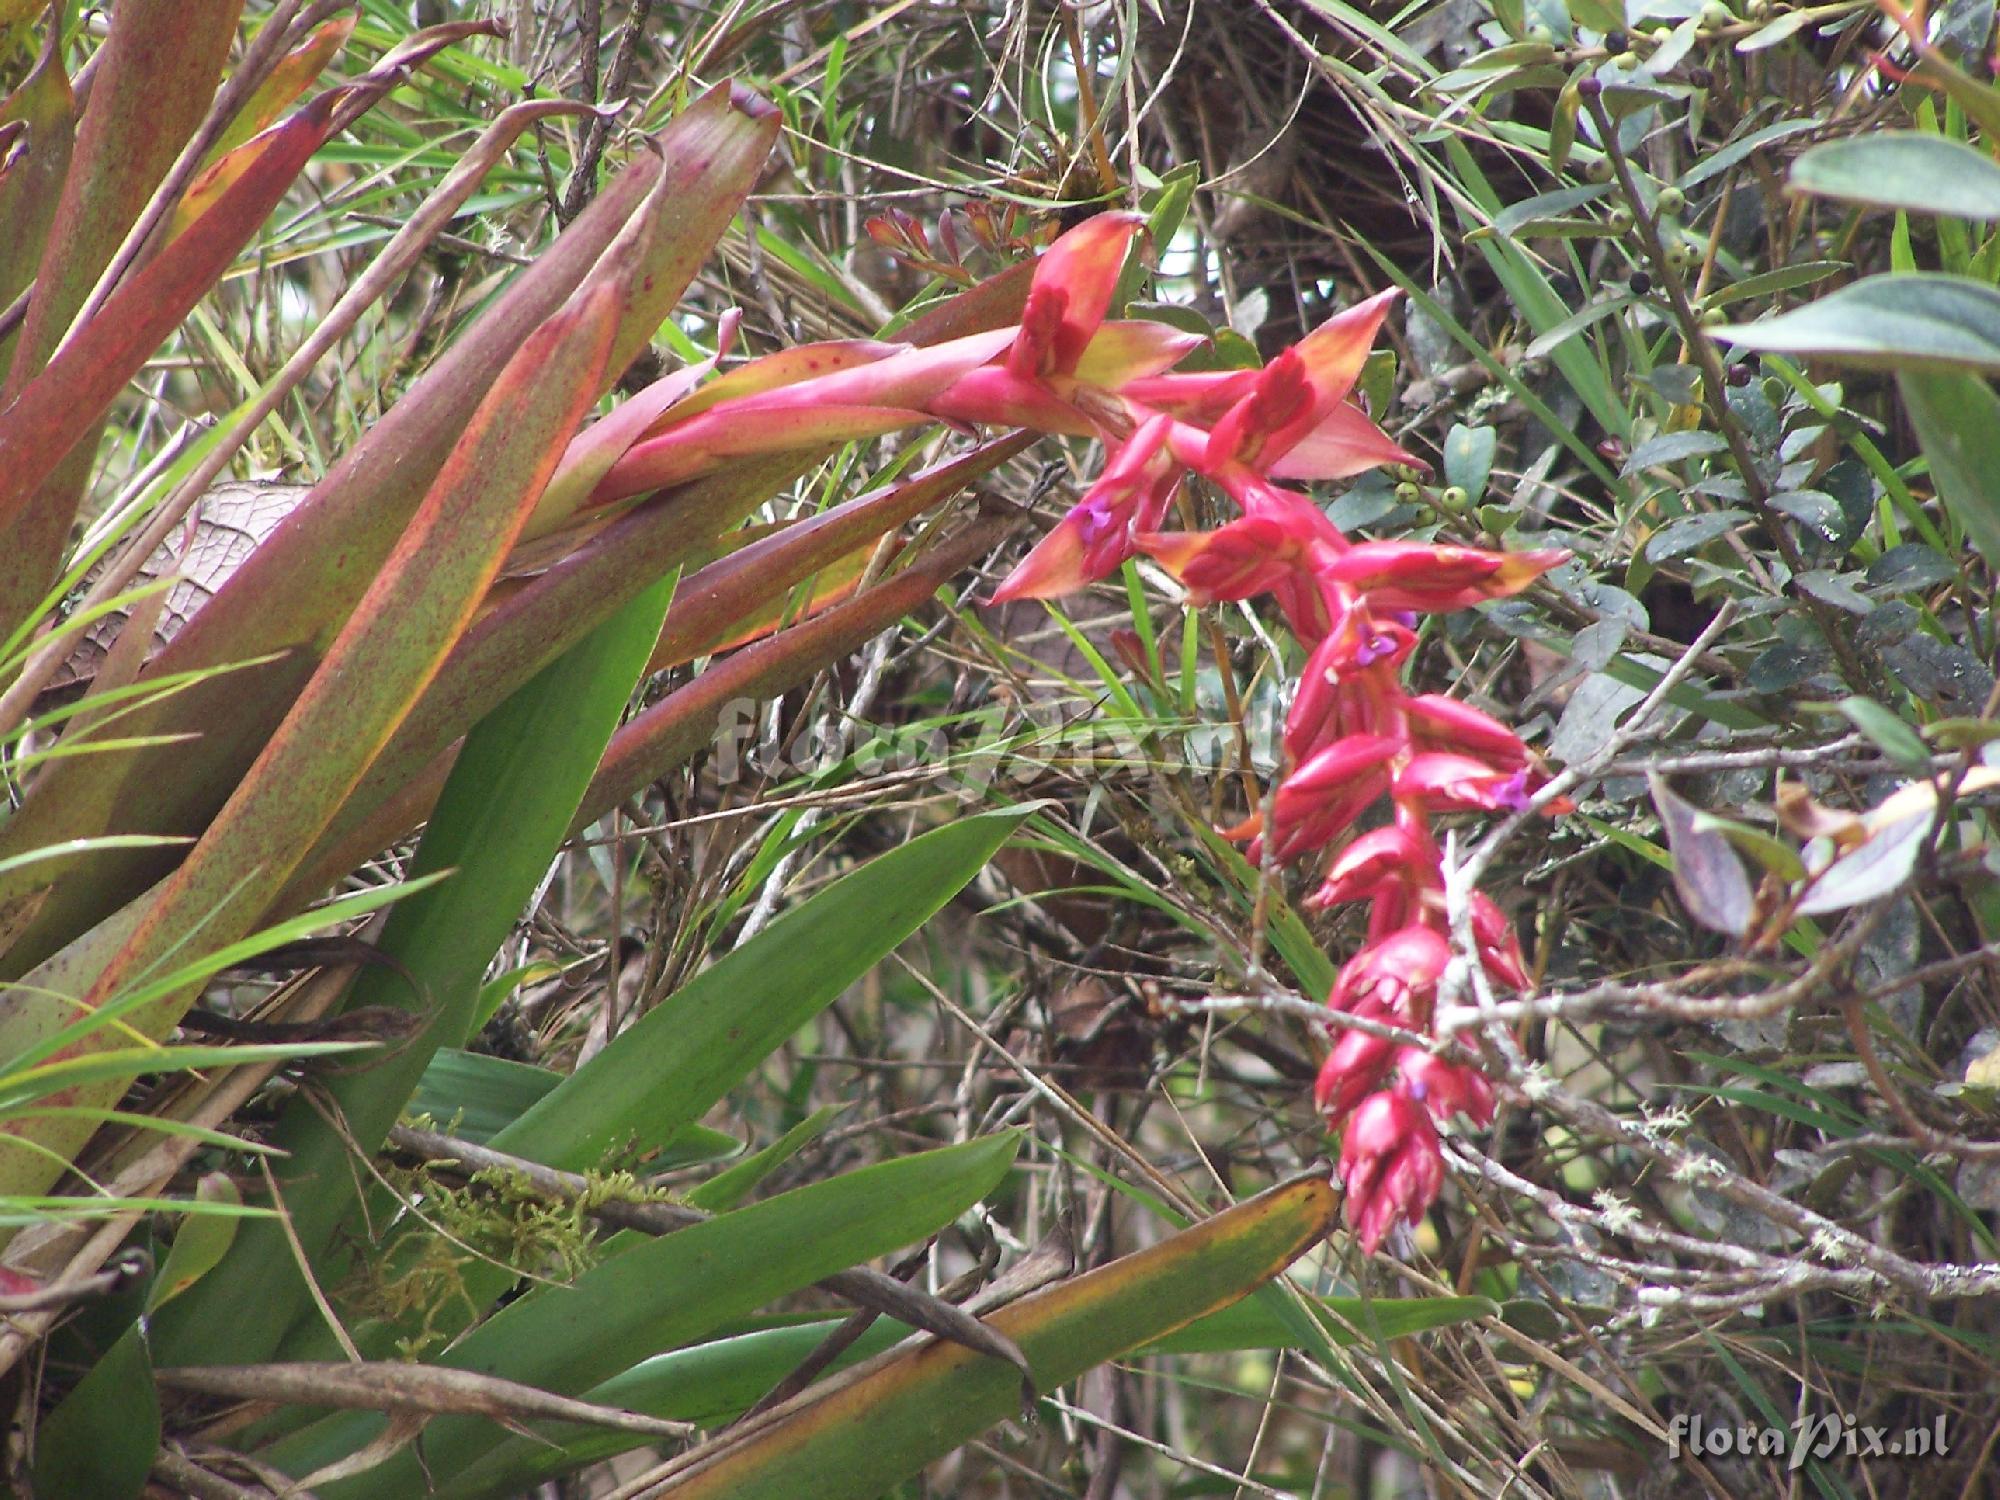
[[605, 210, 1567, 1252], [970, 215, 1566, 1254]]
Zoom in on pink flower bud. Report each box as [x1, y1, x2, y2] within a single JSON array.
[[1402, 694, 1530, 769], [1236, 734, 1399, 864], [1307, 825, 1430, 909], [1338, 1090, 1445, 1254], [1330, 926, 1451, 1023], [1284, 612, 1415, 763], [1138, 514, 1308, 606], [1395, 1050, 1497, 1128], [1471, 892, 1532, 991], [1395, 753, 1538, 814], [1314, 999, 1396, 1127], [1317, 541, 1569, 613]]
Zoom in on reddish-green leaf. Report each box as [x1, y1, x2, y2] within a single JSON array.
[[0, 256, 630, 1199], [647, 437, 1031, 669], [210, 14, 356, 159], [0, 30, 73, 371], [0, 0, 242, 640], [1, 0, 240, 396], [0, 85, 778, 979]]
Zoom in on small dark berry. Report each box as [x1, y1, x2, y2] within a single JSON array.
[[1726, 362, 1753, 386], [1686, 66, 1713, 87], [1605, 30, 1629, 50], [1629, 272, 1653, 294], [1578, 76, 1603, 97]]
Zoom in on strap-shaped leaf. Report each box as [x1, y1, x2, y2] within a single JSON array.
[[645, 1176, 1337, 1500], [258, 1134, 1023, 1494], [0, 84, 778, 979], [0, 233, 634, 1203]]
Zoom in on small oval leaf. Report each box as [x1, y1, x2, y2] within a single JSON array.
[[1650, 774, 1755, 936], [1715, 274, 2000, 373], [1792, 133, 2000, 220], [1796, 804, 1933, 913]]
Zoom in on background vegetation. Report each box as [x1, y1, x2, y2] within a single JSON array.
[[5, 0, 2000, 1496]]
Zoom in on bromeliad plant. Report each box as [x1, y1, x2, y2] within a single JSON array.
[[585, 202, 1568, 1247], [0, 9, 1508, 1497]]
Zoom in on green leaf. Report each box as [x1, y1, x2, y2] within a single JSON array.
[[1681, 118, 1823, 191], [1714, 274, 2000, 373], [1791, 133, 2000, 219], [32, 1315, 159, 1500], [264, 1134, 1024, 1495], [638, 1176, 1337, 1500], [1827, 695, 1931, 771], [1622, 431, 1728, 475], [145, 1172, 242, 1313], [1187, 822, 1336, 996], [0, 873, 436, 1110], [487, 809, 1029, 1173], [1144, 160, 1200, 258], [1898, 368, 2000, 562], [407, 1048, 745, 1161], [1443, 424, 1498, 501], [687, 1103, 847, 1213], [406, 1050, 561, 1142], [1140, 1289, 1495, 1353], [1701, 259, 1848, 310], [1643, 509, 1750, 561], [1467, 221, 1627, 435], [1523, 292, 1633, 361], [1488, 183, 1613, 236], [1735, 9, 1815, 49], [0, 1041, 368, 1116]]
